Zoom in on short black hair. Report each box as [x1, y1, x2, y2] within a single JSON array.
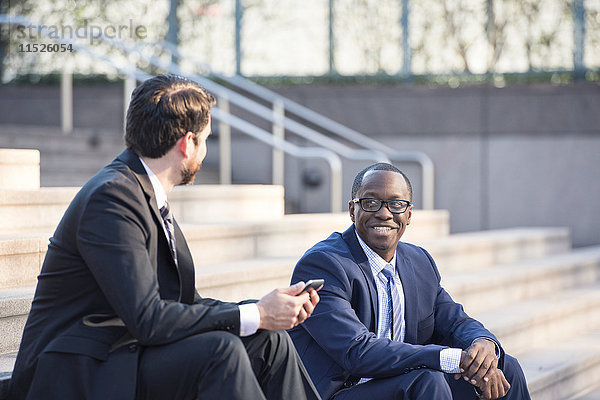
[[125, 74, 215, 158], [351, 163, 413, 200]]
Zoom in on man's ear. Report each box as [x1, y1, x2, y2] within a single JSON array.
[[349, 201, 355, 222], [178, 132, 195, 159], [405, 206, 413, 225]]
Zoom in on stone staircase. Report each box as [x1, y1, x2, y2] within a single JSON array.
[[2, 149, 600, 399], [0, 125, 220, 186]]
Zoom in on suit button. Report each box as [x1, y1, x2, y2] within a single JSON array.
[[343, 381, 354, 388], [128, 344, 138, 353]]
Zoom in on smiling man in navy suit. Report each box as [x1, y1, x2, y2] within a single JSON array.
[[289, 163, 530, 400]]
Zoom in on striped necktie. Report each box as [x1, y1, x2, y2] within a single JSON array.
[[160, 202, 177, 266], [381, 266, 403, 341]]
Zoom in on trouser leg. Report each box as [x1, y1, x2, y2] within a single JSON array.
[[242, 329, 321, 400], [498, 355, 531, 400], [332, 369, 452, 400], [137, 331, 266, 400]]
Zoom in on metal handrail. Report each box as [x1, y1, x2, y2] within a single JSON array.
[[211, 108, 343, 212], [153, 41, 435, 209], [102, 38, 390, 166], [0, 14, 345, 212]]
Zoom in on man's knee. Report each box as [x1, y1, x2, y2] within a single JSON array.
[[244, 329, 295, 365], [257, 328, 290, 344], [202, 331, 247, 360], [501, 354, 529, 396], [406, 370, 452, 399]]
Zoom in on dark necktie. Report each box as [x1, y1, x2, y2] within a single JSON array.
[[160, 202, 177, 266]]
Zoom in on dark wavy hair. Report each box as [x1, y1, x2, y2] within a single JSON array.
[[351, 163, 413, 200], [125, 75, 215, 158]]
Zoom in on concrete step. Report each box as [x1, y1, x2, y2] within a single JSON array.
[[39, 167, 220, 187], [0, 352, 16, 400], [0, 234, 47, 288], [570, 388, 600, 400], [196, 257, 297, 302], [184, 210, 449, 268], [0, 149, 40, 190], [200, 245, 600, 307], [520, 329, 600, 400], [3, 275, 599, 399], [0, 184, 286, 234], [0, 188, 79, 233], [472, 283, 600, 355], [444, 246, 600, 313], [0, 287, 35, 354], [0, 224, 555, 291], [0, 125, 125, 154], [5, 244, 599, 355], [417, 227, 571, 273]]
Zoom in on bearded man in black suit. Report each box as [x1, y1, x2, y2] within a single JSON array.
[[9, 74, 321, 400]]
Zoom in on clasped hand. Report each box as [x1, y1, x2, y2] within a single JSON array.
[[256, 282, 321, 331], [454, 338, 510, 399]]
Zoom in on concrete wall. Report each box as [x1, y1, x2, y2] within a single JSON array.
[[1, 82, 598, 246], [274, 83, 600, 247]]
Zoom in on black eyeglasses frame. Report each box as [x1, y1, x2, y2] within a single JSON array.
[[351, 198, 412, 214]]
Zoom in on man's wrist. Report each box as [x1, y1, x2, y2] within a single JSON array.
[[472, 337, 500, 358]]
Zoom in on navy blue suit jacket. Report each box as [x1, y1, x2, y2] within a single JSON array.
[[289, 225, 503, 400]]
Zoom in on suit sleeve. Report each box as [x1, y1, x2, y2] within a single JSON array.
[[292, 250, 446, 378], [76, 179, 241, 345], [421, 248, 506, 367]]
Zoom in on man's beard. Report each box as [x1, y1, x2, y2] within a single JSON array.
[[179, 159, 202, 185]]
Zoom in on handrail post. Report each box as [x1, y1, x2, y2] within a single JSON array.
[[389, 150, 435, 210], [218, 96, 232, 185], [123, 75, 137, 132], [329, 157, 343, 213], [420, 157, 435, 210], [61, 65, 73, 134], [272, 99, 285, 186]]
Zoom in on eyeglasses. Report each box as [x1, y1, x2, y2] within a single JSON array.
[[351, 198, 412, 214]]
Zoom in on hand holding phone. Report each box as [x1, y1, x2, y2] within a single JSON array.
[[297, 279, 324, 295]]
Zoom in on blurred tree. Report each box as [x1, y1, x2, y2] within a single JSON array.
[[334, 0, 401, 75], [1, 0, 169, 81]]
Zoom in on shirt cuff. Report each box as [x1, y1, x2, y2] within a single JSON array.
[[238, 303, 261, 337], [440, 348, 462, 373]]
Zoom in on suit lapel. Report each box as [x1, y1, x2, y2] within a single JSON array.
[[116, 149, 163, 227], [396, 245, 419, 344], [173, 219, 195, 304], [342, 226, 379, 332], [116, 149, 194, 303]]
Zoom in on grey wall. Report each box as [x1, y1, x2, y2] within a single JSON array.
[[274, 83, 600, 247]]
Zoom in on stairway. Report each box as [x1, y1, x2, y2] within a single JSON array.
[[0, 125, 219, 187], [1, 148, 600, 399]]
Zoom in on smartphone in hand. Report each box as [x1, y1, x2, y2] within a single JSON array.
[[297, 279, 324, 295]]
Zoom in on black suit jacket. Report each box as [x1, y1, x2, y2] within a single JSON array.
[[10, 149, 241, 400], [289, 225, 503, 400]]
